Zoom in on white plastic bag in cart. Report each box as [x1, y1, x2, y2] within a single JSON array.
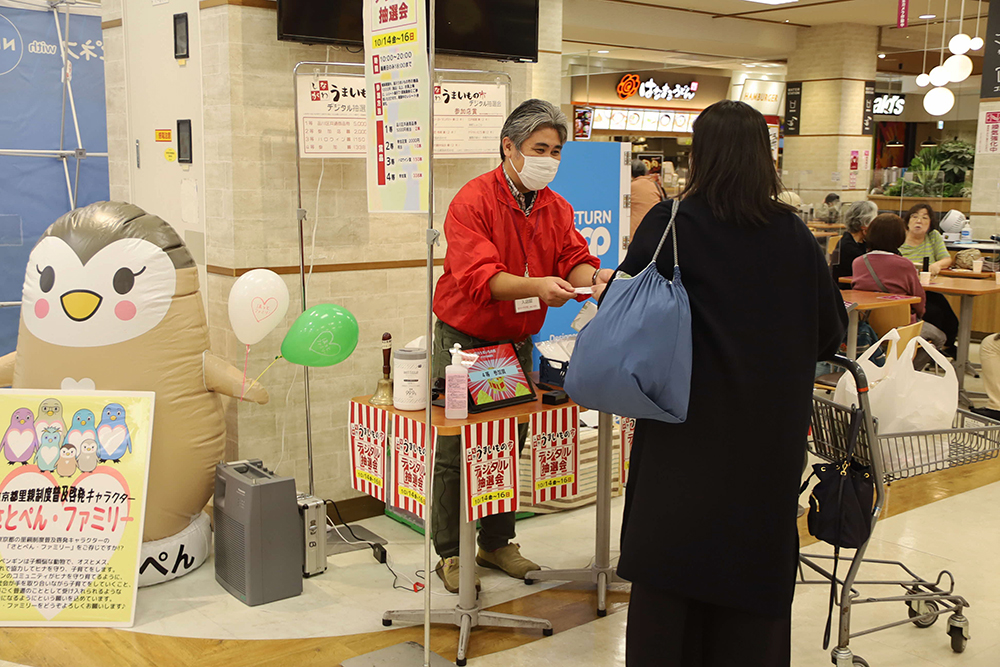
[[833, 329, 901, 415], [878, 337, 958, 434]]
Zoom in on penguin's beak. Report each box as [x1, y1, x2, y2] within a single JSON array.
[[47, 411, 54, 416], [18, 420, 24, 425], [110, 415, 116, 421], [61, 290, 103, 322]]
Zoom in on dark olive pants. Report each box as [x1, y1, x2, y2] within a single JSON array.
[[430, 321, 532, 558]]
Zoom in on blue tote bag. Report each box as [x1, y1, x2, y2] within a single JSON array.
[[564, 199, 692, 423]]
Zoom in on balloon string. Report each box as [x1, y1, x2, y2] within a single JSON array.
[[240, 344, 250, 401], [245, 356, 283, 396]]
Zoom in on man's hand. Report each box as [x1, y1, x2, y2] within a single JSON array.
[[534, 277, 576, 307]]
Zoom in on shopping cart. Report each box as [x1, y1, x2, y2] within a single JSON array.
[[800, 356, 1000, 667]]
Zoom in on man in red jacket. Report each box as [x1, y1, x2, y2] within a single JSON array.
[[430, 99, 612, 593]]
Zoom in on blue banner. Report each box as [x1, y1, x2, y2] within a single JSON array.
[[534, 141, 625, 366], [0, 6, 109, 355]]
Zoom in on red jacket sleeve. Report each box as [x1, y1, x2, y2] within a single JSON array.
[[443, 202, 508, 308], [554, 201, 601, 279]]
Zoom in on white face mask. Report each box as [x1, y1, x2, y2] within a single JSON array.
[[512, 149, 560, 191]]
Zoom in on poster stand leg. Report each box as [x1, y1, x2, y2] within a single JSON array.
[[523, 412, 626, 616], [383, 464, 553, 666]]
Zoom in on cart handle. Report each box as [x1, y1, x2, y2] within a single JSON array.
[[826, 355, 870, 393]]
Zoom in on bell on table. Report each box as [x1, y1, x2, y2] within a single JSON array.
[[370, 332, 394, 407]]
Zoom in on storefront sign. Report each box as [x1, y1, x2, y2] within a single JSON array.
[[296, 73, 367, 159], [740, 79, 785, 116], [0, 390, 154, 626], [976, 110, 1000, 154], [784, 81, 802, 135], [463, 418, 519, 521], [349, 401, 388, 501], [872, 93, 905, 116], [981, 7, 1000, 98], [390, 414, 435, 520], [364, 0, 430, 212], [433, 82, 507, 158], [530, 407, 579, 504], [863, 81, 876, 135], [897, 0, 909, 28], [617, 73, 698, 102]]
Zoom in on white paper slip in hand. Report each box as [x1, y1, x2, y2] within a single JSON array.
[[574, 286, 594, 295]]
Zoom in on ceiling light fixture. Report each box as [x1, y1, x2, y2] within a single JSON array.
[[970, 0, 984, 50], [878, 53, 886, 59], [887, 139, 905, 147], [919, 13, 936, 18], [916, 0, 932, 87], [597, 50, 609, 54], [948, 0, 971, 55], [924, 0, 956, 114]]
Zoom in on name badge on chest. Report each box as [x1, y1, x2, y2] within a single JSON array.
[[515, 297, 541, 313]]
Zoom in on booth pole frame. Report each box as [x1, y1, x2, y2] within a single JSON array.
[[523, 412, 624, 616], [0, 4, 108, 212]]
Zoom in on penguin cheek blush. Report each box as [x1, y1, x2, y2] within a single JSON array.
[[34, 299, 49, 319], [115, 301, 137, 321]]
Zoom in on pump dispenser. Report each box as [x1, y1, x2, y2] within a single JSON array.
[[445, 344, 477, 420]]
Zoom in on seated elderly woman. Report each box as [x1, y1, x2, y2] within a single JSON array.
[[851, 213, 946, 347], [831, 200, 878, 287]]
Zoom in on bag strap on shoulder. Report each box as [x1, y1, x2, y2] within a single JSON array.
[[652, 199, 680, 268], [863, 255, 888, 293]]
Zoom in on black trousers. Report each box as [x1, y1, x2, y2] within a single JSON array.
[[924, 291, 959, 348], [627, 584, 791, 667]]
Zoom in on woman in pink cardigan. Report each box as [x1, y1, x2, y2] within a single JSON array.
[[851, 213, 946, 346]]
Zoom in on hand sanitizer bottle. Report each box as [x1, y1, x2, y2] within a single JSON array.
[[445, 344, 471, 420], [961, 220, 973, 243]]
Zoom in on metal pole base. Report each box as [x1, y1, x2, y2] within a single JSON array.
[[524, 566, 627, 616], [383, 502, 552, 665]]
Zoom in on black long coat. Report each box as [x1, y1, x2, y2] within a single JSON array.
[[614, 196, 847, 617]]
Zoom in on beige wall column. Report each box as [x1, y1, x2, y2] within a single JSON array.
[[782, 24, 878, 207]]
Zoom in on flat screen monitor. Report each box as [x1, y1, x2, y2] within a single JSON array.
[[277, 0, 539, 63]]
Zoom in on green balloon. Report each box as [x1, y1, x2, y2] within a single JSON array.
[[281, 304, 359, 367]]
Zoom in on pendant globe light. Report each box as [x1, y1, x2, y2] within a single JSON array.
[[944, 53, 974, 81], [916, 0, 933, 87], [970, 0, 984, 51], [924, 0, 956, 115], [948, 0, 971, 55]]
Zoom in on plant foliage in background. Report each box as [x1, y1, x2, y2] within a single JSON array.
[[884, 141, 974, 198]]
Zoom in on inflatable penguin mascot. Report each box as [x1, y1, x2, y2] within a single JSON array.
[[0, 202, 268, 585]]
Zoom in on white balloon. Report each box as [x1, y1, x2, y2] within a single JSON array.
[[923, 87, 956, 116], [944, 54, 974, 83], [949, 33, 972, 55], [915, 72, 931, 87], [970, 36, 984, 51], [228, 269, 290, 346], [929, 66, 950, 87]]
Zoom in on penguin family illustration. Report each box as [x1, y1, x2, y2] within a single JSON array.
[[77, 439, 99, 473], [2, 408, 38, 465], [57, 444, 78, 477], [64, 409, 97, 449], [34, 398, 65, 442], [97, 403, 132, 463]]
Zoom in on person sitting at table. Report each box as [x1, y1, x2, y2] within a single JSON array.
[[851, 213, 946, 348], [972, 334, 1000, 421], [899, 203, 958, 358], [831, 200, 878, 287], [816, 192, 841, 223]]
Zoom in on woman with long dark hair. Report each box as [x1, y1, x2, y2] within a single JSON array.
[[611, 101, 847, 667]]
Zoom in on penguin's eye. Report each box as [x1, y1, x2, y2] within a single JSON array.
[[37, 265, 55, 293], [114, 266, 146, 295]]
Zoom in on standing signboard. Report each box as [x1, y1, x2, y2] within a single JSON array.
[[0, 390, 154, 626], [296, 73, 368, 159], [363, 0, 431, 212], [784, 82, 802, 136]]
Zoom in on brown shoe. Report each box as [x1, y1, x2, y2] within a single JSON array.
[[475, 543, 539, 579], [435, 556, 480, 594]]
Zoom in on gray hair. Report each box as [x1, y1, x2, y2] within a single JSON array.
[[499, 99, 568, 161], [843, 200, 879, 234], [632, 159, 648, 178]]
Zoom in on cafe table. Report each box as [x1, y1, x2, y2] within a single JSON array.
[[839, 289, 921, 359]]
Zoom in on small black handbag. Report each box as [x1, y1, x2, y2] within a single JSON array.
[[800, 407, 875, 648]]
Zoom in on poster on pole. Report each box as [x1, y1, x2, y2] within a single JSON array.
[[295, 73, 368, 159], [0, 390, 154, 627], [363, 0, 431, 212], [530, 406, 579, 504], [434, 82, 507, 158], [349, 402, 388, 501], [390, 414, 435, 520], [619, 417, 636, 486], [462, 418, 518, 522]]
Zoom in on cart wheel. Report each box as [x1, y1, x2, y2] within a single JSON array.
[[524, 578, 535, 586], [908, 600, 939, 627], [457, 658, 467, 667], [949, 625, 968, 653], [543, 628, 554, 636], [853, 657, 870, 667], [382, 618, 392, 627]]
